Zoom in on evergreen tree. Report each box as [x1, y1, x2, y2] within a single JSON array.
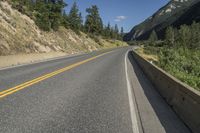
[[85, 5, 103, 35], [50, 1, 65, 31], [34, 0, 66, 31], [68, 2, 82, 32], [120, 27, 124, 36], [105, 23, 111, 38], [114, 24, 119, 34], [11, 0, 126, 41], [11, 0, 33, 13], [34, 1, 52, 31], [62, 10, 70, 29], [110, 27, 115, 39], [149, 30, 158, 42], [114, 24, 119, 39], [101, 23, 111, 39], [107, 23, 111, 32], [120, 27, 124, 40], [165, 26, 175, 47], [78, 12, 83, 31]]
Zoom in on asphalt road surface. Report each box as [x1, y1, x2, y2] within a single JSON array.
[[0, 47, 191, 133]]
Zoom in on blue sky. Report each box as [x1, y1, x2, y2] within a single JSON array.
[[64, 0, 169, 32]]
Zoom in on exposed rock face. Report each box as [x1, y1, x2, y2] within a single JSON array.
[[124, 0, 200, 41], [0, 1, 126, 56]]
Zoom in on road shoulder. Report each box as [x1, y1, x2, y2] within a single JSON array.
[[126, 51, 191, 133]]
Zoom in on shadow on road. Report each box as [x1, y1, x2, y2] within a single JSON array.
[[127, 51, 191, 133]]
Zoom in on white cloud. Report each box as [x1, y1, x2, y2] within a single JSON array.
[[114, 16, 127, 22]]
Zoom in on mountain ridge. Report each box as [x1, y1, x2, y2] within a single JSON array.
[[124, 0, 200, 41]]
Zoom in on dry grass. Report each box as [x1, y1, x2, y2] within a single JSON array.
[[135, 47, 158, 62], [0, 52, 67, 68], [0, 1, 127, 56]]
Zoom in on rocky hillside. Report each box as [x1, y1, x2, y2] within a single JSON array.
[[0, 1, 125, 56], [124, 0, 200, 41]]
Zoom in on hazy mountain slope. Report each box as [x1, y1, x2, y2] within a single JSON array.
[[0, 1, 126, 56], [172, 1, 200, 26], [124, 0, 200, 41]]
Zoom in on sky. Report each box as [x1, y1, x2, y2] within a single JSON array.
[[64, 0, 169, 32]]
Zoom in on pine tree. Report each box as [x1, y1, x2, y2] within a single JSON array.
[[165, 27, 175, 47], [110, 27, 115, 39], [34, 1, 51, 31], [62, 10, 69, 29], [68, 2, 81, 32], [78, 13, 83, 31], [11, 0, 67, 31], [114, 24, 119, 39], [49, 0, 66, 31], [106, 23, 111, 38], [85, 5, 103, 35], [33, 0, 66, 31], [120, 27, 124, 40], [149, 30, 158, 42], [114, 24, 119, 34], [11, 0, 32, 13], [107, 23, 111, 31], [120, 27, 124, 36]]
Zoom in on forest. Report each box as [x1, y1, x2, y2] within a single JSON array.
[[11, 0, 124, 40]]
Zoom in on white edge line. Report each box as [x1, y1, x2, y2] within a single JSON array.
[[125, 51, 140, 133]]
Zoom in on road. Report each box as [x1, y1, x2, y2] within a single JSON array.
[[0, 47, 191, 133]]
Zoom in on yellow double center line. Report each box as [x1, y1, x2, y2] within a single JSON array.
[[0, 51, 111, 99]]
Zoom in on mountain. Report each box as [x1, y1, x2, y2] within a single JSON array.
[[124, 0, 200, 41]]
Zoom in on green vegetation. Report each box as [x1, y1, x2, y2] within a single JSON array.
[[12, 0, 66, 31], [124, 0, 200, 41], [85, 5, 103, 35], [142, 22, 200, 90], [10, 0, 124, 40], [68, 2, 82, 33], [148, 30, 158, 44]]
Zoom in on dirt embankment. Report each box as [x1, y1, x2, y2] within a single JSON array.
[[0, 52, 69, 68], [0, 1, 127, 68]]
